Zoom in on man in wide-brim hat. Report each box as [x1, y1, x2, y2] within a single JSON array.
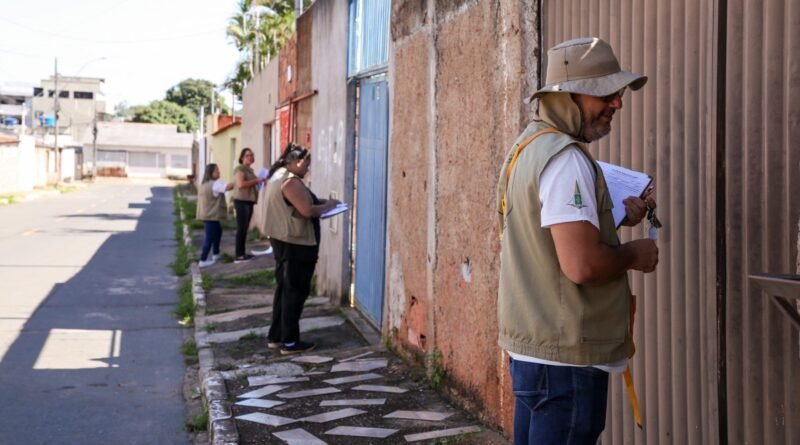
[[496, 37, 659, 444]]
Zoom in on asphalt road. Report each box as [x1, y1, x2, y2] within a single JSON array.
[[0, 180, 190, 444]]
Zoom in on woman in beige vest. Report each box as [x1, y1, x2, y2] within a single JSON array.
[[263, 145, 339, 354], [196, 163, 233, 268], [233, 147, 266, 263]]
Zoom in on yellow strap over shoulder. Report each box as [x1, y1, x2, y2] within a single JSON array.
[[500, 128, 562, 216]]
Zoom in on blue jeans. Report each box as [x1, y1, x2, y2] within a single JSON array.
[[509, 357, 609, 445], [200, 221, 222, 261]]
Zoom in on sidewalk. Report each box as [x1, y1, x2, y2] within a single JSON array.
[[189, 228, 508, 444]]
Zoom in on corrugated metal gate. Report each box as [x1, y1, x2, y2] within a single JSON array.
[[541, 1, 800, 444], [353, 77, 389, 326]]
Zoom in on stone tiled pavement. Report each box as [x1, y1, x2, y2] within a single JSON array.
[[188, 229, 509, 445]]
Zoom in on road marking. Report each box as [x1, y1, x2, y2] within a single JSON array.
[[22, 228, 39, 236]]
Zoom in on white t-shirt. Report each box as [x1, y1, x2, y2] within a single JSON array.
[[508, 146, 627, 374]]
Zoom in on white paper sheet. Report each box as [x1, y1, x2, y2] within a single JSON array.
[[212, 179, 227, 197], [597, 161, 652, 228], [256, 167, 269, 192], [320, 203, 349, 219]]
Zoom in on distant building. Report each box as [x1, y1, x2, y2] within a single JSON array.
[[204, 114, 242, 184], [0, 81, 34, 130], [84, 122, 193, 178], [32, 76, 107, 144]]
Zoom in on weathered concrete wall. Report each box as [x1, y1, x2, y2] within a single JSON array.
[[309, 0, 351, 302], [0, 136, 38, 194], [387, 0, 540, 434], [243, 59, 279, 235], [296, 11, 314, 147], [278, 35, 298, 106]]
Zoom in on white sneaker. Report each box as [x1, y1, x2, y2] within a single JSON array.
[[252, 247, 273, 256], [212, 254, 221, 261], [198, 258, 216, 268]]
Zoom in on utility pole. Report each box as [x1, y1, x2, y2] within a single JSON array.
[[91, 112, 98, 179], [54, 57, 61, 183]]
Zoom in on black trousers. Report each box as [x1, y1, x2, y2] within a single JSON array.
[[267, 239, 318, 344], [233, 199, 254, 257]]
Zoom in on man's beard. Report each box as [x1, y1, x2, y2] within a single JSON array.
[[582, 113, 613, 142]]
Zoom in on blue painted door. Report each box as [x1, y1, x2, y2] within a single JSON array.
[[354, 77, 389, 327]]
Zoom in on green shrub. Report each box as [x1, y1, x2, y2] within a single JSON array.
[[175, 279, 195, 326]]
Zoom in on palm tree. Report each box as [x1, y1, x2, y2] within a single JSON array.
[[225, 0, 304, 97]]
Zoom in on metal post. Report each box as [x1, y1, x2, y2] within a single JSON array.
[[54, 57, 60, 184], [91, 112, 97, 179], [254, 11, 261, 71]]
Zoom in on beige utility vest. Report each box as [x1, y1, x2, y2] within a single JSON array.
[[233, 165, 258, 203], [263, 169, 316, 246], [196, 181, 228, 221], [497, 121, 633, 365]]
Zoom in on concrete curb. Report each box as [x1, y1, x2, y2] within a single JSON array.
[[179, 190, 240, 445]]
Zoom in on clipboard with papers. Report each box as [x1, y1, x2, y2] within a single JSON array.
[[320, 203, 349, 219], [597, 161, 653, 228]]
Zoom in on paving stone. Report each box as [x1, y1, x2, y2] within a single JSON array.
[[235, 399, 285, 409], [278, 387, 342, 399], [384, 410, 454, 421], [248, 375, 309, 387], [322, 373, 383, 386], [273, 428, 327, 445], [238, 385, 289, 399], [319, 398, 386, 407], [206, 316, 344, 344], [304, 371, 327, 376], [403, 426, 482, 442], [203, 307, 271, 324], [324, 426, 398, 439], [236, 412, 297, 427], [221, 362, 305, 380], [352, 384, 408, 394], [339, 351, 375, 362], [291, 355, 334, 364], [330, 359, 387, 373], [300, 408, 366, 423]]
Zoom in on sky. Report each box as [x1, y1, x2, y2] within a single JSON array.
[[0, 0, 242, 110]]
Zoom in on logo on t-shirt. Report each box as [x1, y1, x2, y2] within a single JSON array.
[[567, 181, 587, 209]]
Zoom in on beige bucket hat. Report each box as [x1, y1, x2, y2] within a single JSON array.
[[527, 37, 647, 102]]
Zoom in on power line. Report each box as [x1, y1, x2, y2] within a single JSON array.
[[0, 16, 225, 45]]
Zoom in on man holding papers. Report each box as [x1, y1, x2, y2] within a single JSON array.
[[496, 37, 658, 444]]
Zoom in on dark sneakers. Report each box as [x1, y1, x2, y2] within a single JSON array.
[[234, 254, 255, 264], [280, 341, 316, 355]]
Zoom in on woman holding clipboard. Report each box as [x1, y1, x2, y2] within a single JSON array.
[[262, 144, 340, 355]]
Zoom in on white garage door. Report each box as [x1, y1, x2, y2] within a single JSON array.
[[128, 151, 165, 177]]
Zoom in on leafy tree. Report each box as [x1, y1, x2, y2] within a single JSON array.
[[225, 0, 308, 98], [165, 79, 230, 117], [114, 100, 132, 119], [131, 100, 198, 133]]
